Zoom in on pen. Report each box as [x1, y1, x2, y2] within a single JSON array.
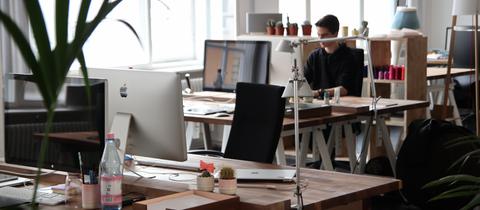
[[78, 152, 84, 184], [89, 170, 95, 184]]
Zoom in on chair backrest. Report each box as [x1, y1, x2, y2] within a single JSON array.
[[223, 82, 286, 163], [350, 48, 364, 97]]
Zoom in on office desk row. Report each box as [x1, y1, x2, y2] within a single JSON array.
[[183, 93, 429, 175], [0, 154, 401, 210]]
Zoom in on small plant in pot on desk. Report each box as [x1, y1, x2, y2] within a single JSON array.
[[288, 23, 298, 36], [302, 20, 312, 36], [197, 160, 215, 192], [275, 21, 284, 36], [218, 166, 237, 195], [266, 19, 275, 35]]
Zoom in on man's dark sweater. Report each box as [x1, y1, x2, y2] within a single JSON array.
[[303, 43, 356, 95]]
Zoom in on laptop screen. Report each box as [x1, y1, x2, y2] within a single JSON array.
[[202, 40, 271, 92]]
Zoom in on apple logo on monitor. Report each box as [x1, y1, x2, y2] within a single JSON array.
[[120, 83, 128, 97]]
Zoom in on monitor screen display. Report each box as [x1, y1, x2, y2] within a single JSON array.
[[203, 40, 271, 92], [4, 74, 106, 173]]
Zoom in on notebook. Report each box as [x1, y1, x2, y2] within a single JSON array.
[[215, 169, 296, 182]]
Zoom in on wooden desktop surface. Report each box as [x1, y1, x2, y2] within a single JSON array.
[[426, 67, 474, 80], [0, 154, 400, 210]]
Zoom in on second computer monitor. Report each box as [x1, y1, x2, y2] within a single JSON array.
[[88, 68, 187, 162], [203, 40, 271, 92]]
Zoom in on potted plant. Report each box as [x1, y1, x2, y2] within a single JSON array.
[[423, 135, 480, 210], [302, 20, 312, 36], [0, 0, 139, 206], [288, 23, 298, 36], [275, 21, 284, 36], [196, 160, 215, 192], [218, 166, 236, 195], [266, 19, 275, 35]]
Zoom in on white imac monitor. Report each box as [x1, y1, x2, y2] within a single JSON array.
[[87, 68, 187, 162]]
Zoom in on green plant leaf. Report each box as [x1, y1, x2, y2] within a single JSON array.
[[54, 0, 70, 81], [111, 18, 144, 49], [424, 174, 480, 188], [77, 50, 91, 106], [24, 0, 56, 103], [459, 193, 480, 210], [430, 189, 478, 201]]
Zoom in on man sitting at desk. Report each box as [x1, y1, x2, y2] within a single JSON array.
[[304, 14, 356, 98]]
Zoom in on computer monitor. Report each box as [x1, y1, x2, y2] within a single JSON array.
[[203, 40, 271, 92], [3, 74, 106, 173], [452, 26, 480, 68], [87, 68, 187, 162]]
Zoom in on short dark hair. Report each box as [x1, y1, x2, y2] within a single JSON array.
[[315, 15, 339, 34]]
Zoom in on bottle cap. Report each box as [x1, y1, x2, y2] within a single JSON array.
[[106, 133, 115, 139]]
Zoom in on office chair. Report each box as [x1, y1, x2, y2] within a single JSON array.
[[189, 82, 286, 163], [350, 48, 364, 97]]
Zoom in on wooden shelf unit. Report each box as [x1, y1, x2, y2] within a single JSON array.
[[367, 36, 428, 130]]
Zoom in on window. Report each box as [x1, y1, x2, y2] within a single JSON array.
[[36, 0, 235, 69], [279, 0, 394, 36]]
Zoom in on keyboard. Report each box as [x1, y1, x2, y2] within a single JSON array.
[[0, 186, 66, 205]]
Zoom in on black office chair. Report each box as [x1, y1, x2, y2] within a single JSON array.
[[350, 48, 364, 97], [189, 82, 286, 164]]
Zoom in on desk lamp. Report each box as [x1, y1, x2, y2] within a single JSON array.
[[391, 6, 420, 65], [444, 0, 480, 134], [276, 36, 377, 210]]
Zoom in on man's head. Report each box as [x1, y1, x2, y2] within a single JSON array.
[[315, 15, 339, 48]]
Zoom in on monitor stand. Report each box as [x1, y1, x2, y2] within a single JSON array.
[[110, 112, 132, 164], [110, 112, 154, 179]]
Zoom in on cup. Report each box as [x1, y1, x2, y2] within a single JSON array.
[[64, 173, 82, 208], [333, 87, 341, 104], [82, 184, 100, 209]]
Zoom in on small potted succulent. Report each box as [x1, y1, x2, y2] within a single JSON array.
[[302, 20, 312, 36], [218, 166, 237, 195], [266, 19, 275, 35], [288, 23, 299, 36], [275, 21, 284, 36], [196, 160, 215, 192]]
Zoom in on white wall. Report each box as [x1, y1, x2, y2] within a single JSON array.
[[424, 0, 477, 50], [236, 0, 279, 35]]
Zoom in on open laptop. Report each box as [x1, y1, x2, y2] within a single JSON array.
[[215, 169, 296, 182]]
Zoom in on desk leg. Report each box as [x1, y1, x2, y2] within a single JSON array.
[[202, 123, 212, 150], [358, 118, 372, 173], [221, 125, 231, 153], [275, 136, 287, 165], [299, 130, 311, 167], [185, 122, 195, 150], [377, 117, 397, 177], [314, 127, 334, 171], [343, 123, 357, 173]]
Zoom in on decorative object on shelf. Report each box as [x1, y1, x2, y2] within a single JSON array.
[[276, 35, 378, 210], [197, 160, 215, 192], [302, 20, 312, 36], [359, 21, 369, 37], [341, 26, 349, 37], [288, 23, 299, 36], [218, 166, 236, 195], [275, 21, 284, 36], [443, 0, 480, 134], [266, 19, 275, 35], [390, 6, 420, 65], [286, 16, 291, 35], [352, 28, 359, 36]]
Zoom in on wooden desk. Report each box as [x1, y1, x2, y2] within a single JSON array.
[[427, 67, 474, 80], [0, 155, 401, 210]]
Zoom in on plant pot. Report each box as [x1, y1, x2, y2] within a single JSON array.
[[288, 26, 298, 36], [275, 26, 284, 36], [218, 178, 237, 195], [266, 26, 275, 35], [302, 25, 312, 36], [196, 176, 214, 192]]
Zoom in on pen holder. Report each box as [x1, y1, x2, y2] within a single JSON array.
[[82, 183, 100, 209]]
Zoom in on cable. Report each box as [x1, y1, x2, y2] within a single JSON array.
[[0, 169, 57, 177]]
